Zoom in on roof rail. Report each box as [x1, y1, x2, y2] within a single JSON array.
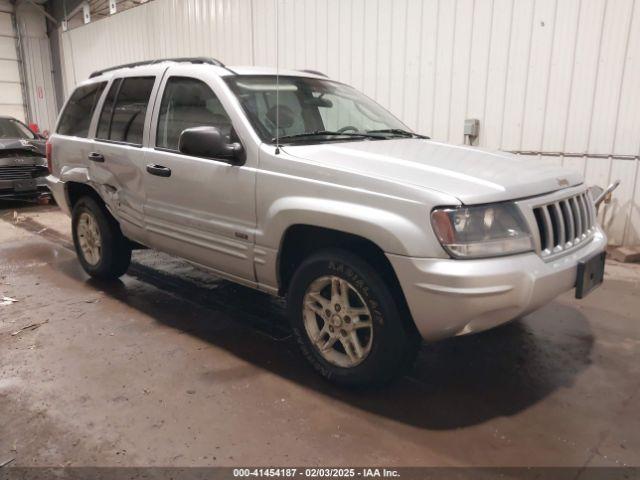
[[298, 69, 329, 78], [89, 57, 225, 79]]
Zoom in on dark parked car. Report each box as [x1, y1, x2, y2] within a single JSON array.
[[0, 116, 49, 200]]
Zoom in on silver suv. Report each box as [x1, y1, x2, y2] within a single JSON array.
[[47, 58, 607, 386]]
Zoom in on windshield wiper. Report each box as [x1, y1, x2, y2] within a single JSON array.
[[271, 130, 383, 143], [366, 128, 429, 139]]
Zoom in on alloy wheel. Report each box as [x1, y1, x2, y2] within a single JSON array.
[[77, 211, 102, 266], [302, 275, 374, 368]]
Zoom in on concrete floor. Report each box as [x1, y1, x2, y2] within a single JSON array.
[[1, 201, 639, 469]]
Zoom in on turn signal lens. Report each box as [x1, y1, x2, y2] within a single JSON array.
[[431, 210, 455, 244]]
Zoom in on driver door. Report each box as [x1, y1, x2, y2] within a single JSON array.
[[142, 73, 256, 283]]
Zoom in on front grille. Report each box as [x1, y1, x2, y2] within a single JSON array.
[[0, 165, 48, 180], [533, 191, 596, 257]]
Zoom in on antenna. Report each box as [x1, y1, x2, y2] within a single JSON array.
[[274, 0, 280, 155]]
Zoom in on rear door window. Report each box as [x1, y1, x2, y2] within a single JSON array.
[[57, 82, 106, 137], [96, 76, 155, 145]]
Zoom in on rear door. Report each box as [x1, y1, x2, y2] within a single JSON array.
[[52, 80, 107, 195], [142, 70, 256, 283], [89, 68, 164, 244]]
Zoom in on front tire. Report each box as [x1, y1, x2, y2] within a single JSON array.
[[287, 249, 419, 387], [72, 196, 131, 280]]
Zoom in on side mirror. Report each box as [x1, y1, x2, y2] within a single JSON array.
[[178, 126, 244, 165]]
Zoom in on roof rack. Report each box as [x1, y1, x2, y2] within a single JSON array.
[[89, 57, 225, 78], [298, 69, 329, 78]]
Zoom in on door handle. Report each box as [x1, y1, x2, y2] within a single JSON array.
[[146, 164, 172, 177], [88, 152, 105, 163]]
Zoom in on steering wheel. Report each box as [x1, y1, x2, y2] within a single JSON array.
[[337, 126, 359, 133]]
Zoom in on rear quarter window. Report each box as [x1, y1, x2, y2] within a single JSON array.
[[57, 82, 107, 137]]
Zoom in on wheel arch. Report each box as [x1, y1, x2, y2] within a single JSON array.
[[264, 197, 426, 256], [276, 224, 418, 337], [65, 181, 104, 210]]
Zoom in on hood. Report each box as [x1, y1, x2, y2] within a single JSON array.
[[283, 139, 582, 204], [0, 138, 45, 154], [0, 138, 47, 167]]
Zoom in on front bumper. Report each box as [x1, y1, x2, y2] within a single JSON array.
[[387, 229, 607, 341], [0, 176, 49, 199]]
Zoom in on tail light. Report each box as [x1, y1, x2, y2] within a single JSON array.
[[46, 140, 52, 172]]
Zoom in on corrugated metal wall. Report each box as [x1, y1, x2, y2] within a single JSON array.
[[0, 1, 60, 133], [59, 0, 640, 246], [15, 2, 59, 134], [0, 0, 26, 122]]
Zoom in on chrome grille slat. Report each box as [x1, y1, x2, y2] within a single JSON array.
[[532, 190, 596, 259], [540, 206, 554, 252], [552, 202, 566, 248], [570, 197, 582, 239], [561, 200, 575, 244], [578, 194, 590, 230]]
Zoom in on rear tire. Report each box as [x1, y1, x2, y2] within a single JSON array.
[[71, 196, 131, 280], [287, 249, 420, 387]]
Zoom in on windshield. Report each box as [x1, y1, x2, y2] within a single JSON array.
[[224, 75, 411, 144], [0, 118, 36, 140]]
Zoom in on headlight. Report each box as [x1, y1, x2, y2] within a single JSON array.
[[431, 203, 534, 259]]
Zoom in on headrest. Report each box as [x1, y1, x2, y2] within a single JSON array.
[[172, 86, 206, 108], [266, 105, 295, 129]]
